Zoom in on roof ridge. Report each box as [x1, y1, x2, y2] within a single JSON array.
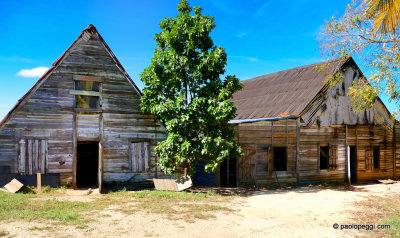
[[241, 58, 343, 83]]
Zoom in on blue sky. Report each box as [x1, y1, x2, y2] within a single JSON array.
[[0, 0, 393, 120]]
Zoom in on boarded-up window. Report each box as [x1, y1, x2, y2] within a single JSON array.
[[273, 147, 287, 171], [129, 142, 149, 172], [319, 146, 329, 170], [329, 145, 338, 171], [74, 81, 101, 109], [18, 139, 47, 175]]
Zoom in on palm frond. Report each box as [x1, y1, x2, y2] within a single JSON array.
[[366, 0, 400, 34]]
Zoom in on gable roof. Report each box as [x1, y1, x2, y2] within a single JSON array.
[[0, 24, 142, 129], [231, 58, 345, 121]]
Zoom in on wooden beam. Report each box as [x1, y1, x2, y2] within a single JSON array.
[[345, 124, 350, 184], [393, 124, 396, 179], [72, 95, 77, 189], [74, 108, 102, 113], [37, 173, 41, 193], [237, 124, 239, 187], [69, 90, 101, 96], [271, 121, 274, 146], [295, 118, 300, 184], [74, 75, 104, 82]]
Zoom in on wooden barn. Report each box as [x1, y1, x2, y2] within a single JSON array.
[[0, 25, 166, 190], [217, 57, 400, 186]]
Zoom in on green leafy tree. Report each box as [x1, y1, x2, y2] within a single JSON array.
[[140, 0, 243, 176], [319, 0, 400, 115]]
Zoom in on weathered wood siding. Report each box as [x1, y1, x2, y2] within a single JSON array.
[[0, 72, 74, 177], [234, 122, 395, 184], [299, 126, 346, 182], [236, 119, 297, 185], [0, 28, 167, 185], [395, 123, 400, 178], [303, 66, 393, 129], [347, 125, 394, 181]]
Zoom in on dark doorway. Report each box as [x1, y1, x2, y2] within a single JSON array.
[[77, 142, 99, 187], [350, 146, 357, 183], [274, 147, 287, 171], [220, 158, 237, 187]]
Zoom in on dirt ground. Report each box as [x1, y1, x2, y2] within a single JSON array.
[[1, 181, 399, 238]]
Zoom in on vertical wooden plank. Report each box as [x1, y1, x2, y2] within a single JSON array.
[[72, 110, 77, 188], [345, 124, 350, 184], [132, 143, 137, 172], [393, 125, 396, 178], [32, 140, 38, 173], [138, 142, 143, 171], [286, 119, 288, 148], [317, 143, 320, 172], [253, 144, 257, 181], [98, 142, 103, 193], [40, 140, 46, 173], [18, 140, 26, 175], [295, 119, 300, 184], [25, 139, 29, 175], [154, 118, 158, 179], [271, 121, 274, 146], [144, 142, 149, 171], [37, 173, 42, 193], [236, 124, 240, 186], [128, 142, 132, 170], [28, 139, 33, 175], [45, 140, 48, 173], [38, 140, 42, 174], [99, 99, 104, 193]]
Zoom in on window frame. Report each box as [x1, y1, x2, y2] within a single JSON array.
[[319, 145, 329, 171], [71, 76, 103, 112]]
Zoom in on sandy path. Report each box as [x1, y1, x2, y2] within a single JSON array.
[[1, 182, 399, 238]]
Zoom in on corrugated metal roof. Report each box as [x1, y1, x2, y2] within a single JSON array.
[[231, 59, 345, 120]]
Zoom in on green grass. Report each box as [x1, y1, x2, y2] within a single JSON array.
[[0, 188, 233, 226], [381, 216, 400, 237], [0, 191, 92, 225], [354, 196, 400, 237], [97, 189, 232, 222]]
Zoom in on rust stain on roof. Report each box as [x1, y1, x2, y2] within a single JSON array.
[[231, 59, 345, 120]]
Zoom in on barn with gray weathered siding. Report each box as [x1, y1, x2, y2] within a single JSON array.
[[0, 25, 166, 190], [217, 57, 400, 186]]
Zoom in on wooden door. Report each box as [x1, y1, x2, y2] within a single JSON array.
[[239, 144, 256, 181], [98, 142, 103, 193]]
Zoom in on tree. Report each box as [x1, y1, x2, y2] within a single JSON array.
[[140, 0, 243, 176], [366, 0, 400, 34], [319, 0, 400, 115]]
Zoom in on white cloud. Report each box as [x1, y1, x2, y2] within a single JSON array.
[[236, 32, 248, 38], [0, 56, 32, 63], [17, 67, 49, 78], [231, 56, 260, 62]]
